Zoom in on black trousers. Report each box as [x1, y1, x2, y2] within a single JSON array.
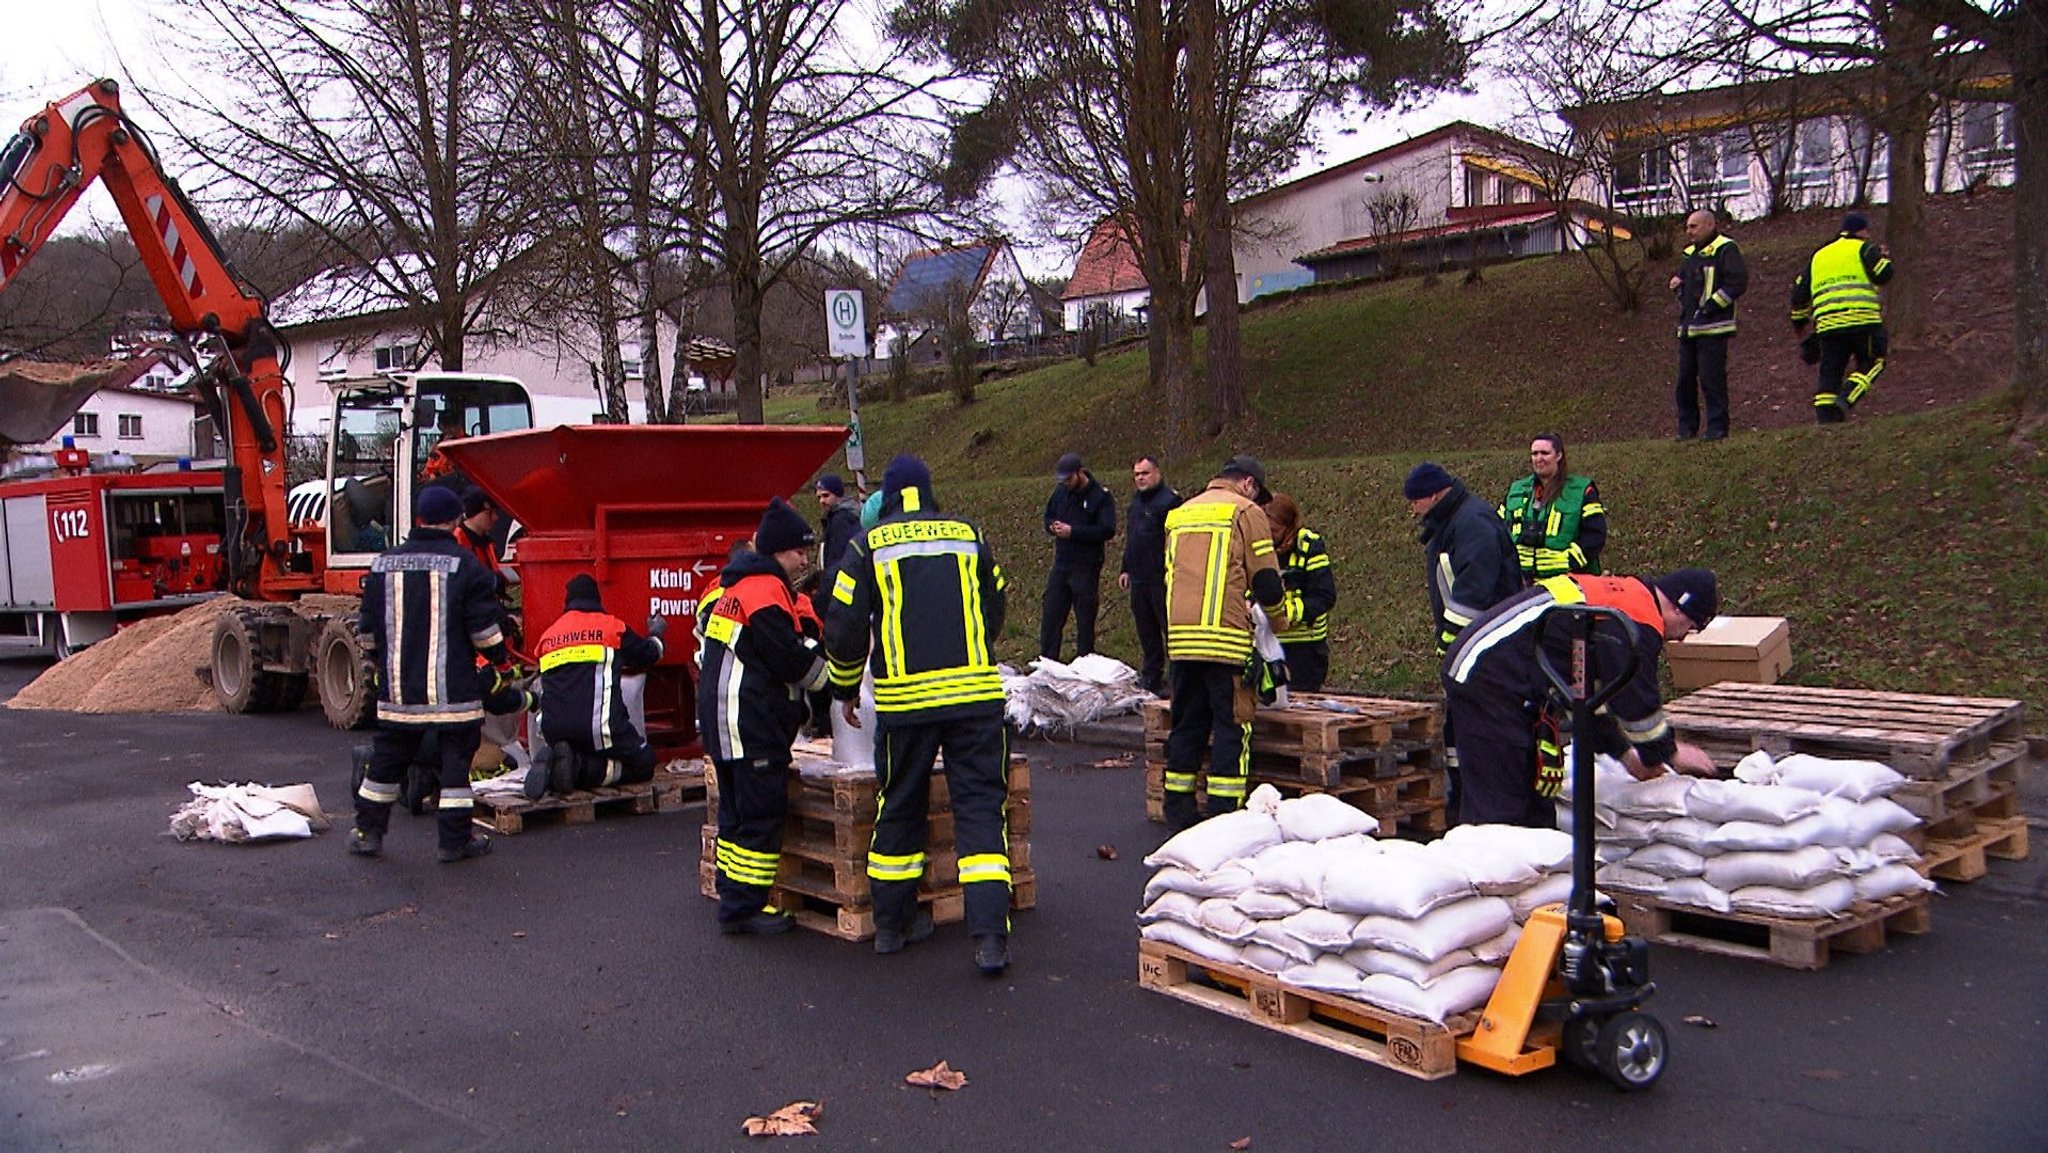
[[1815, 326, 1887, 421], [541, 713, 657, 788], [1442, 679, 1554, 829], [869, 715, 1011, 937], [1280, 641, 1328, 693], [1675, 335, 1731, 438], [1129, 581, 1169, 692], [1039, 563, 1102, 660], [356, 721, 484, 851], [714, 756, 790, 922], [1163, 660, 1251, 830]]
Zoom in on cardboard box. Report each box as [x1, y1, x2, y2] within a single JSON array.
[[1665, 616, 1792, 690]]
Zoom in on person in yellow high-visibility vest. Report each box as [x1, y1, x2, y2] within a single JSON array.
[[1791, 213, 1894, 423]]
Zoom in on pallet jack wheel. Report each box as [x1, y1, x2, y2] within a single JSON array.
[[1595, 1010, 1668, 1091], [1562, 1014, 1602, 1071]]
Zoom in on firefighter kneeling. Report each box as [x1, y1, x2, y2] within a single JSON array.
[[698, 498, 830, 936], [526, 574, 666, 799]]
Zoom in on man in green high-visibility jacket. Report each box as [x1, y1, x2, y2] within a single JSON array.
[[1791, 213, 1895, 424]]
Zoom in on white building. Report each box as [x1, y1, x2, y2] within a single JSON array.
[[11, 357, 207, 461]]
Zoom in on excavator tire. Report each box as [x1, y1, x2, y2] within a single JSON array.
[[211, 605, 301, 715], [315, 615, 378, 730]]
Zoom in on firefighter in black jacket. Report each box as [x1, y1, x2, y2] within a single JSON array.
[[825, 455, 1014, 974], [1791, 213, 1894, 423], [1264, 493, 1338, 692], [1669, 209, 1749, 441], [1039, 451, 1116, 661], [1441, 571, 1723, 827], [348, 484, 510, 864], [1405, 463, 1519, 656], [525, 574, 667, 799], [1118, 455, 1181, 695], [699, 498, 830, 936]]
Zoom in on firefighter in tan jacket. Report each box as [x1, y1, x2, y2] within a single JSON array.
[[1160, 455, 1290, 831]]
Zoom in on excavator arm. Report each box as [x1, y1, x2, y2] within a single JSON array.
[[0, 78, 312, 598]]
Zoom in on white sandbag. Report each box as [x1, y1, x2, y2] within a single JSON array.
[[1357, 966, 1501, 1024], [1705, 813, 1835, 853], [1372, 837, 1428, 856], [1772, 753, 1907, 802], [1854, 864, 1935, 903], [1729, 878, 1857, 918], [1240, 943, 1294, 975], [1351, 896, 1516, 963], [1597, 842, 1635, 865], [1731, 749, 1779, 784], [1278, 908, 1363, 952], [1593, 864, 1669, 895], [1844, 798, 1921, 843], [1604, 772, 1694, 819], [1469, 925, 1522, 963], [1195, 897, 1260, 943], [1245, 840, 1328, 906], [1654, 818, 1726, 857], [1624, 843, 1708, 879], [1320, 849, 1476, 919], [1280, 955, 1366, 995], [1247, 782, 1284, 817], [1686, 778, 1827, 825], [1661, 877, 1734, 914], [1138, 891, 1202, 926], [1703, 846, 1847, 891], [1247, 918, 1323, 965], [1868, 833, 1921, 866], [1510, 873, 1574, 920], [1557, 748, 1637, 803], [1343, 946, 1479, 986], [1142, 863, 1254, 905], [1141, 919, 1247, 964], [1604, 816, 1662, 849], [1275, 793, 1380, 841], [1429, 843, 1540, 896], [1441, 824, 1575, 872], [1321, 832, 1383, 855], [1233, 889, 1306, 920], [1145, 810, 1284, 874]]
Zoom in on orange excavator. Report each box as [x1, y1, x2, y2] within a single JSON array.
[[0, 78, 535, 725]]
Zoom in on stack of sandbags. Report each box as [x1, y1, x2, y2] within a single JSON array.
[[1138, 788, 1575, 1023], [1559, 748, 1934, 918]]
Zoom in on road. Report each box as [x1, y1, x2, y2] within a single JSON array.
[[1, 656, 2043, 1152]]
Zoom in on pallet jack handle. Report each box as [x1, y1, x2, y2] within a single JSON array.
[[1532, 605, 1640, 923]]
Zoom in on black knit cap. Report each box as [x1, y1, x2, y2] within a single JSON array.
[[461, 488, 497, 518], [1403, 461, 1455, 500], [1652, 568, 1720, 628], [1841, 213, 1870, 235], [755, 496, 818, 555], [417, 485, 463, 525], [565, 573, 603, 609]]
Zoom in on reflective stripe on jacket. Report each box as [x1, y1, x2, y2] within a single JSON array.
[[1791, 236, 1891, 333], [1274, 526, 1336, 644], [1499, 473, 1606, 580], [536, 606, 664, 752], [697, 552, 828, 762], [1676, 234, 1747, 338], [1164, 482, 1284, 664], [360, 528, 505, 726]]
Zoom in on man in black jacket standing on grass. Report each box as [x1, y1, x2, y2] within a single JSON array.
[[1118, 455, 1180, 695], [1670, 209, 1748, 441], [1040, 451, 1117, 662]]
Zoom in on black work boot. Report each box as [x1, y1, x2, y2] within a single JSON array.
[[721, 908, 796, 936], [974, 933, 1011, 976], [549, 742, 579, 795], [437, 835, 493, 864], [347, 827, 382, 857], [873, 910, 936, 956], [524, 742, 554, 800]]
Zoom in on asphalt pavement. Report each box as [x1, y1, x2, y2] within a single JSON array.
[[1, 655, 2044, 1152]]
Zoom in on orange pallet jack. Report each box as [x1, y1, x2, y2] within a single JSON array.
[[1456, 604, 1670, 1091]]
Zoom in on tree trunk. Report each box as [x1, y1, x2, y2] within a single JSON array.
[[2015, 0, 2048, 432], [731, 270, 767, 424], [1883, 105, 1933, 344], [1201, 215, 1247, 434]]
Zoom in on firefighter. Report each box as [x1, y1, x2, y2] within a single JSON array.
[[1670, 208, 1748, 441], [1161, 456, 1290, 832], [1791, 213, 1894, 423], [1441, 570, 1722, 828], [1263, 492, 1336, 693], [699, 498, 830, 936], [1498, 433, 1606, 583], [824, 455, 1013, 973], [348, 484, 510, 864], [524, 574, 666, 799]]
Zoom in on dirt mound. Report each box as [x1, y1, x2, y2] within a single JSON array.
[[7, 597, 356, 715]]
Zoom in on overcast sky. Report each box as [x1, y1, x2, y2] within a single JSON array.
[[5, 0, 1510, 280]]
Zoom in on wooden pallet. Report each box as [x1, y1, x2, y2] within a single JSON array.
[[1142, 757, 1447, 836], [1915, 816, 2030, 882], [651, 760, 708, 811], [1613, 890, 1932, 970], [1665, 683, 2026, 778], [694, 862, 1036, 941], [697, 823, 963, 900], [1137, 939, 1476, 1082], [1888, 742, 2029, 827], [471, 780, 660, 835], [1142, 694, 1444, 787]]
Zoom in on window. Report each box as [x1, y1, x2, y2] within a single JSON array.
[[118, 414, 142, 439], [1848, 122, 1889, 177], [1493, 176, 1513, 206], [1791, 119, 1833, 185], [621, 340, 644, 379], [372, 342, 417, 372], [1463, 166, 1486, 208], [73, 412, 100, 437], [1961, 103, 2016, 167], [1687, 135, 1751, 195], [1614, 146, 1673, 206], [318, 347, 348, 380]]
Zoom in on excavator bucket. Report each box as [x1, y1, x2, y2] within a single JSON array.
[[0, 360, 131, 447]]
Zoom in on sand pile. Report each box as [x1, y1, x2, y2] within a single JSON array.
[[8, 597, 353, 715]]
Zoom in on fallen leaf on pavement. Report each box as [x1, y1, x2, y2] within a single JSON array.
[[1096, 844, 1119, 861], [1229, 1138, 1252, 1150], [905, 1061, 968, 1090], [742, 1100, 823, 1136], [1681, 1014, 1716, 1028]]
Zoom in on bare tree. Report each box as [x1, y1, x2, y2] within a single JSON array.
[[1365, 188, 1424, 277]]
